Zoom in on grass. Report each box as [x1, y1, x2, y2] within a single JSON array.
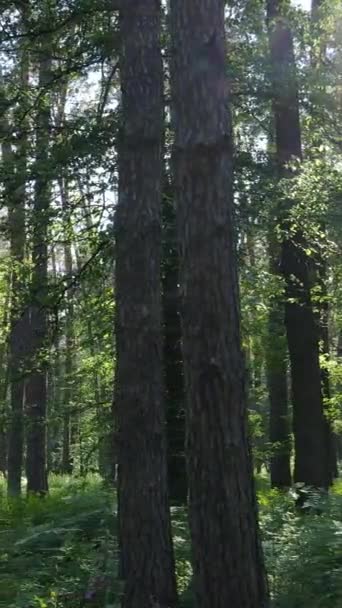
[[0, 474, 342, 607]]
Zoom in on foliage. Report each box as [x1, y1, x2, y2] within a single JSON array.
[[0, 475, 117, 608], [1, 476, 342, 608], [259, 482, 342, 608]]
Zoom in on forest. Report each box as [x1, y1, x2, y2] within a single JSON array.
[[0, 0, 341, 606]]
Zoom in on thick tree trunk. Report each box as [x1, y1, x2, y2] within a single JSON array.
[[267, 0, 330, 489], [114, 2, 177, 607], [170, 2, 268, 607], [25, 41, 52, 495], [162, 177, 187, 504]]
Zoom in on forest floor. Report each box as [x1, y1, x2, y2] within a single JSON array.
[[0, 474, 342, 608]]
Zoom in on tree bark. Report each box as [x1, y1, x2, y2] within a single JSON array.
[[310, 0, 338, 482], [1, 130, 24, 493], [170, 2, 269, 607], [2, 17, 29, 495], [266, 171, 292, 488], [25, 36, 52, 495], [0, 284, 10, 478], [47, 245, 63, 473], [266, 237, 292, 488], [114, 2, 177, 607], [162, 176, 187, 504], [59, 178, 75, 475], [267, 0, 330, 489]]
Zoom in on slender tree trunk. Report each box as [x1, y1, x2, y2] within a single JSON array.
[[0, 376, 9, 478], [170, 2, 268, 607], [336, 332, 342, 462], [114, 2, 177, 607], [267, 0, 330, 489], [310, 0, 338, 482], [2, 23, 29, 494], [267, 320, 291, 488], [162, 176, 187, 504], [0, 285, 10, 477], [73, 216, 112, 479], [59, 178, 74, 475], [47, 245, 64, 473], [25, 38, 52, 495], [319, 266, 338, 480], [246, 234, 267, 474], [6, 147, 27, 495], [266, 236, 292, 488], [265, 128, 292, 488]]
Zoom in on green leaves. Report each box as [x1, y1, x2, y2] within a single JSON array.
[[0, 475, 116, 608]]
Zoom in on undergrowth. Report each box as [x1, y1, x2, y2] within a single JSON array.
[[0, 475, 117, 607], [0, 474, 342, 607]]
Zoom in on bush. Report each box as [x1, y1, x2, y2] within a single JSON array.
[[0, 475, 117, 608], [259, 484, 342, 608], [1, 475, 342, 607]]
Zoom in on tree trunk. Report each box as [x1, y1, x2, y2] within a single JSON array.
[[25, 37, 52, 495], [266, 301, 292, 488], [0, 284, 10, 478], [170, 2, 269, 607], [336, 330, 342, 462], [266, 233, 292, 488], [2, 22, 29, 494], [310, 0, 338, 482], [319, 266, 338, 480], [59, 178, 74, 475], [47, 246, 62, 473], [162, 176, 187, 504], [267, 0, 330, 489], [115, 2, 177, 607]]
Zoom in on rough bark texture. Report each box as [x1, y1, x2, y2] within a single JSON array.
[[114, 2, 177, 607], [170, 2, 268, 607], [267, 0, 330, 488], [25, 43, 51, 495], [162, 178, 187, 504]]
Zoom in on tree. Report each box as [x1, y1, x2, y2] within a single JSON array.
[[59, 176, 75, 475], [25, 25, 52, 495], [266, 238, 292, 489], [310, 0, 338, 481], [266, 130, 291, 489], [162, 174, 187, 504], [170, 1, 269, 607], [114, 2, 177, 606], [266, 0, 330, 489], [4, 4, 30, 496]]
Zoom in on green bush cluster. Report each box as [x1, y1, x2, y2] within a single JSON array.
[[0, 475, 341, 607], [259, 481, 342, 608]]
